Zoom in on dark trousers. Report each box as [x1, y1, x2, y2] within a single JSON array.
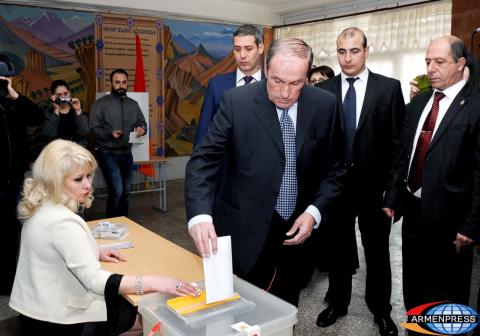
[[328, 186, 393, 317], [0, 185, 22, 295], [402, 192, 473, 312], [243, 211, 309, 306], [97, 150, 133, 218]]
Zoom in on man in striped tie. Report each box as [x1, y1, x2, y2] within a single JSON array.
[[185, 37, 345, 306]]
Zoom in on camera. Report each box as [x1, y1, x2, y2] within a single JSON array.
[[0, 80, 7, 98], [0, 54, 15, 98], [54, 96, 72, 105]]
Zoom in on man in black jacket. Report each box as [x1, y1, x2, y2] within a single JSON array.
[[315, 27, 405, 336], [0, 54, 43, 294], [90, 69, 147, 217], [185, 38, 345, 306], [384, 36, 480, 325]]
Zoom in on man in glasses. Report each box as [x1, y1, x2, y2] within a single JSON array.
[[90, 68, 147, 217]]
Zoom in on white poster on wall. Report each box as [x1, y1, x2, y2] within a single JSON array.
[[95, 92, 150, 162]]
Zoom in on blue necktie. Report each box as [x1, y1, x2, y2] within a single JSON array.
[[275, 108, 298, 220], [343, 77, 358, 165]]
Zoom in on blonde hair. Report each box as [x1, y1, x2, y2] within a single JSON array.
[[18, 139, 97, 221]]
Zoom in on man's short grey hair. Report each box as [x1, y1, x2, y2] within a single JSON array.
[[266, 38, 313, 70], [233, 24, 263, 46], [448, 36, 467, 62]]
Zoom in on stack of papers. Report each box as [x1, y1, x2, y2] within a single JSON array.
[[91, 221, 128, 240]]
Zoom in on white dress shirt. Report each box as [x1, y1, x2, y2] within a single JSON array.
[[408, 79, 466, 197], [188, 102, 322, 229], [341, 68, 369, 127], [236, 67, 262, 86]]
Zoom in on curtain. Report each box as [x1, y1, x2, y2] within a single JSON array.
[[275, 0, 452, 102]]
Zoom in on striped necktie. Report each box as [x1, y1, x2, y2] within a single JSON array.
[[408, 91, 445, 193], [275, 108, 298, 220]]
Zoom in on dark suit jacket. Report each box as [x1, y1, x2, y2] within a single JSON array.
[[194, 71, 265, 146], [317, 71, 405, 192], [185, 81, 345, 275], [384, 83, 480, 241]]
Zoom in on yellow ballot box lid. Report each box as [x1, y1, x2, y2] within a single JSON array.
[[166, 290, 241, 315]]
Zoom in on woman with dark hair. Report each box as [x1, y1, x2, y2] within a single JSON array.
[[308, 65, 335, 85], [43, 80, 89, 147]]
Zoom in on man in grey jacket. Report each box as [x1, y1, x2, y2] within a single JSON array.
[[90, 68, 147, 217]]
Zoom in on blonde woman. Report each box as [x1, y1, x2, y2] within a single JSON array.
[[10, 139, 198, 335]]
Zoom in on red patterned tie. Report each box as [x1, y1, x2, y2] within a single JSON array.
[[408, 91, 445, 193]]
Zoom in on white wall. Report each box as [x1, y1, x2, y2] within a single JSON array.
[[165, 156, 190, 180]]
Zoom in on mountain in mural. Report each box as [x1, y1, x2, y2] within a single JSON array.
[[175, 44, 216, 81], [10, 10, 74, 43], [173, 34, 196, 54], [10, 16, 33, 30], [188, 34, 233, 58], [163, 24, 237, 155], [0, 16, 75, 67], [197, 50, 236, 87], [50, 23, 95, 54], [63, 15, 90, 32]]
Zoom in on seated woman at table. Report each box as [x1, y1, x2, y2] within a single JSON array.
[[9, 139, 199, 335]]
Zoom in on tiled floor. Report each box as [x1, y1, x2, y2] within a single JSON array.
[[1, 179, 478, 335]]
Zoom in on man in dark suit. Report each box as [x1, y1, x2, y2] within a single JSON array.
[[185, 37, 345, 306], [384, 36, 480, 327], [194, 24, 264, 146], [315, 27, 405, 336]]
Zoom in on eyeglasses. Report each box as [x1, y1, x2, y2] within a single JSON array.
[[112, 80, 127, 85]]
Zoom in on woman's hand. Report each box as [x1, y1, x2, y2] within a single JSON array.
[[99, 248, 126, 263], [149, 276, 201, 297], [71, 97, 82, 115]]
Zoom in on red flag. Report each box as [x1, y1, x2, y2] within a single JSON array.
[[134, 34, 146, 92], [134, 34, 155, 177]]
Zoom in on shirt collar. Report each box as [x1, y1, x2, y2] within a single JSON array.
[[275, 102, 298, 112], [236, 67, 262, 84], [341, 67, 369, 83], [435, 79, 466, 100]]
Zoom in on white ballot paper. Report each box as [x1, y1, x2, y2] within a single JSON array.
[[203, 235, 234, 304], [129, 131, 145, 144]]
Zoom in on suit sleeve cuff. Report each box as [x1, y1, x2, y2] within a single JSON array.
[[188, 214, 213, 230], [305, 205, 322, 229]]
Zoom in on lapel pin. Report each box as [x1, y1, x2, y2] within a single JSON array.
[[460, 100, 465, 106]]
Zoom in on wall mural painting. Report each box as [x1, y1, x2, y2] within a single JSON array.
[[164, 20, 238, 156], [0, 4, 94, 111]]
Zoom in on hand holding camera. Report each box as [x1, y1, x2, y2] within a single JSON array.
[[0, 76, 19, 100], [51, 95, 82, 115]]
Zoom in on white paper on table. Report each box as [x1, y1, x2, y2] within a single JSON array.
[[129, 131, 145, 144], [203, 235, 234, 304]]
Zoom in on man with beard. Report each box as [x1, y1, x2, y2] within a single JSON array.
[[90, 68, 147, 217]]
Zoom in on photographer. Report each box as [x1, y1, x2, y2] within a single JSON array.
[[0, 53, 43, 294], [43, 80, 89, 147]]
